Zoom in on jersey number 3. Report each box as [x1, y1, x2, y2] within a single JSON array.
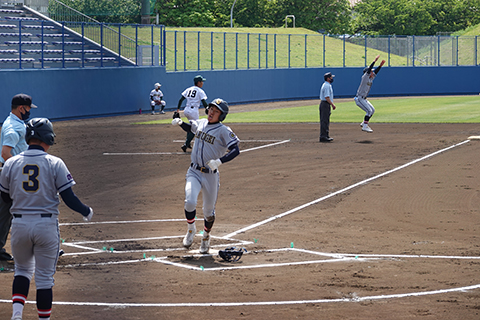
[[23, 165, 39, 192]]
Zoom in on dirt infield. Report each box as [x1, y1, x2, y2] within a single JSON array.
[[1, 102, 480, 319]]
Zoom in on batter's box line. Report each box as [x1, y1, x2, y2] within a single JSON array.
[[102, 139, 290, 156], [1, 283, 480, 307]]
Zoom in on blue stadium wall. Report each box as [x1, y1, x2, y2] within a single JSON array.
[[0, 66, 478, 120]]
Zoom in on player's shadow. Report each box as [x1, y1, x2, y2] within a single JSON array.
[[355, 140, 374, 144]]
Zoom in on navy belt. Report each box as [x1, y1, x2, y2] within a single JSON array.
[[191, 163, 217, 174], [13, 214, 52, 218]]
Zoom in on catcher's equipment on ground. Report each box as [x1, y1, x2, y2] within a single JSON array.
[[219, 247, 247, 262], [173, 111, 181, 119]]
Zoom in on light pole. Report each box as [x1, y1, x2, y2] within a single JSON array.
[[230, 0, 237, 28]]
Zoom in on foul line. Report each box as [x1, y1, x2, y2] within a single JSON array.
[[1, 283, 479, 307], [224, 140, 470, 238]]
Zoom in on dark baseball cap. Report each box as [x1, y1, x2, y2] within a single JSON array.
[[194, 75, 206, 83], [11, 93, 37, 108], [324, 72, 335, 81]]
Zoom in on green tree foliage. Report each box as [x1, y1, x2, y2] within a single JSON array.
[[55, 0, 142, 23], [352, 0, 480, 35], [155, 0, 217, 26], [273, 0, 352, 34]]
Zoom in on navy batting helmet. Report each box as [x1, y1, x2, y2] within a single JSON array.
[[25, 117, 55, 145], [219, 247, 247, 262], [207, 98, 229, 121]]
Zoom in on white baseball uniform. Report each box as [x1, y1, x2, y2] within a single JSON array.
[[0, 148, 75, 289], [150, 88, 165, 107], [181, 85, 207, 121]]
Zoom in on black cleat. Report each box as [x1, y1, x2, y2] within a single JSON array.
[[319, 137, 333, 143], [0, 251, 13, 261], [181, 145, 187, 152]]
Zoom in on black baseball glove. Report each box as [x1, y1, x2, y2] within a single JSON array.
[[219, 247, 247, 262], [172, 111, 180, 119]]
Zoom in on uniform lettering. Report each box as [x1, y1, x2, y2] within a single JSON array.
[[195, 130, 216, 144], [22, 164, 40, 192]]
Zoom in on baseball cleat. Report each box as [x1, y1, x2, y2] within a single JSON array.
[[199, 234, 210, 254], [181, 144, 187, 152], [160, 111, 165, 114], [360, 121, 364, 127], [183, 225, 196, 248], [362, 124, 373, 132]]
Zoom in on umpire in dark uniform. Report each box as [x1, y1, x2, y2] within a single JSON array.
[[319, 72, 336, 142]]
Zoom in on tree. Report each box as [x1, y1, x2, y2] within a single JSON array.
[[155, 0, 217, 26], [274, 0, 352, 34], [352, 0, 435, 35]]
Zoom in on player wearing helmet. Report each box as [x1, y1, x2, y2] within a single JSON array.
[[0, 118, 94, 320], [150, 83, 166, 115], [176, 75, 208, 152], [172, 98, 240, 254], [355, 55, 385, 132]]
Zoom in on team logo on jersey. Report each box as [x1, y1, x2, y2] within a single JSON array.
[[229, 132, 236, 139], [196, 131, 216, 144]]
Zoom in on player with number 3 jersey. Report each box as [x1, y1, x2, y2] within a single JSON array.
[[0, 118, 93, 320]]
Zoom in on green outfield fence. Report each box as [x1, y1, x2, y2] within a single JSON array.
[[2, 0, 479, 70]]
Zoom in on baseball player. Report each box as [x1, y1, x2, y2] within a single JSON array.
[[0, 118, 93, 320], [0, 93, 37, 262], [355, 55, 385, 132], [176, 75, 208, 152], [150, 82, 166, 115], [172, 98, 240, 254]]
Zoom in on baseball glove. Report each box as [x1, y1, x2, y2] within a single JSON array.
[[219, 247, 247, 262], [172, 111, 181, 119]]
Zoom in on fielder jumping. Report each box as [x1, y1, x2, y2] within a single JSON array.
[[354, 55, 385, 133], [172, 98, 240, 254], [150, 83, 166, 115]]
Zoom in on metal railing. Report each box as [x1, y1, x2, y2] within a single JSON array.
[[165, 31, 480, 71]]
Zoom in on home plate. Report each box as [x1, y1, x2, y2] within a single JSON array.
[[468, 136, 480, 140], [187, 249, 219, 255]]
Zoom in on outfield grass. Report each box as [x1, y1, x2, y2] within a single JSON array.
[[138, 95, 480, 125]]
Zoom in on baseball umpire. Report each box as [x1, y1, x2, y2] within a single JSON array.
[[0, 118, 94, 320], [172, 98, 240, 254], [355, 55, 385, 132]]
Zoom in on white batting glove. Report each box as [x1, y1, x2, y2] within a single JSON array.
[[206, 159, 222, 171], [83, 207, 94, 222], [172, 118, 183, 126]]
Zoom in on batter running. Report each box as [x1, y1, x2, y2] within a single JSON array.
[[172, 98, 240, 254], [354, 55, 385, 133]]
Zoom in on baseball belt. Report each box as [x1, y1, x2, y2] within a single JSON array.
[[191, 163, 217, 174], [13, 214, 52, 218]]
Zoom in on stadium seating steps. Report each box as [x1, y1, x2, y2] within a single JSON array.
[[0, 5, 129, 69]]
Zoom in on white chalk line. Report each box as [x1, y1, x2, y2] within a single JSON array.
[[1, 283, 479, 307], [103, 140, 290, 156], [224, 139, 471, 238]]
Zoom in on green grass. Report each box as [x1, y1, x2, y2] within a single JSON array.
[[138, 95, 480, 125]]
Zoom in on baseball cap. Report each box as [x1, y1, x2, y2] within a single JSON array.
[[324, 72, 335, 81], [11, 93, 37, 108], [194, 75, 206, 83]]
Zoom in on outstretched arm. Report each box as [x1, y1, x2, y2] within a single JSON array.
[[375, 60, 386, 75], [367, 55, 380, 74]]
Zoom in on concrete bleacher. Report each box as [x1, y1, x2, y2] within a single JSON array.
[[0, 5, 131, 69]]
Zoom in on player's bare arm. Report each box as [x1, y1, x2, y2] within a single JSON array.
[[1, 145, 13, 161], [326, 96, 336, 110]]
